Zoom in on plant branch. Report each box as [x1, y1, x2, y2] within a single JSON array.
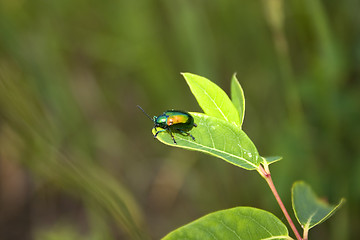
[[258, 165, 302, 240]]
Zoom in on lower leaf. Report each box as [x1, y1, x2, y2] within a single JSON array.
[[162, 207, 289, 240]]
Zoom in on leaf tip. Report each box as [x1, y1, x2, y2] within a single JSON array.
[[180, 72, 193, 77]]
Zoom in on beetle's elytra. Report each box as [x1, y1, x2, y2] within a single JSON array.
[[137, 106, 197, 144]]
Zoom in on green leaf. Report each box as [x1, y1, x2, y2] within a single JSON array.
[[262, 156, 283, 165], [162, 207, 289, 240], [231, 73, 245, 127], [292, 181, 345, 231], [152, 113, 260, 170], [182, 73, 241, 126]]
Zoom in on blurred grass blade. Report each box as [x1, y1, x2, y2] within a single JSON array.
[[162, 207, 289, 240], [182, 73, 241, 126], [153, 112, 260, 170], [292, 181, 345, 232], [0, 74, 148, 240], [231, 73, 245, 127]]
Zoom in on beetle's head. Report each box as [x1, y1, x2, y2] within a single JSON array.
[[154, 115, 167, 128]]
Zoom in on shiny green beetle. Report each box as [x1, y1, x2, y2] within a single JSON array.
[[137, 105, 197, 144]]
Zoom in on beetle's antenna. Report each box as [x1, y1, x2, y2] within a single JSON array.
[[137, 105, 154, 121]]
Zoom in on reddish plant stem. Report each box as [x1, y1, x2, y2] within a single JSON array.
[[258, 165, 302, 240]]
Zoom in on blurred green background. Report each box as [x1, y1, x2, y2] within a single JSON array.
[[0, 0, 359, 239]]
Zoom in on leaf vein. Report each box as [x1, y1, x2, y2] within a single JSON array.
[[236, 212, 273, 236], [197, 82, 229, 121], [219, 219, 242, 240]]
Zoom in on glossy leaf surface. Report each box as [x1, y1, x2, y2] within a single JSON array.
[[162, 207, 289, 240], [182, 73, 241, 126], [152, 113, 260, 170], [292, 181, 345, 230]]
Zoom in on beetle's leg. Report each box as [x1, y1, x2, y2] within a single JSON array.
[[188, 133, 196, 141], [153, 126, 157, 137], [193, 123, 197, 127], [154, 129, 166, 138], [177, 129, 196, 141], [167, 128, 177, 144]]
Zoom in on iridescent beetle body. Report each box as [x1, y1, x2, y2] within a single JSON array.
[[137, 106, 197, 144]]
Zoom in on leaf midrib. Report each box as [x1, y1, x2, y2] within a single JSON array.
[[195, 81, 229, 122]]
